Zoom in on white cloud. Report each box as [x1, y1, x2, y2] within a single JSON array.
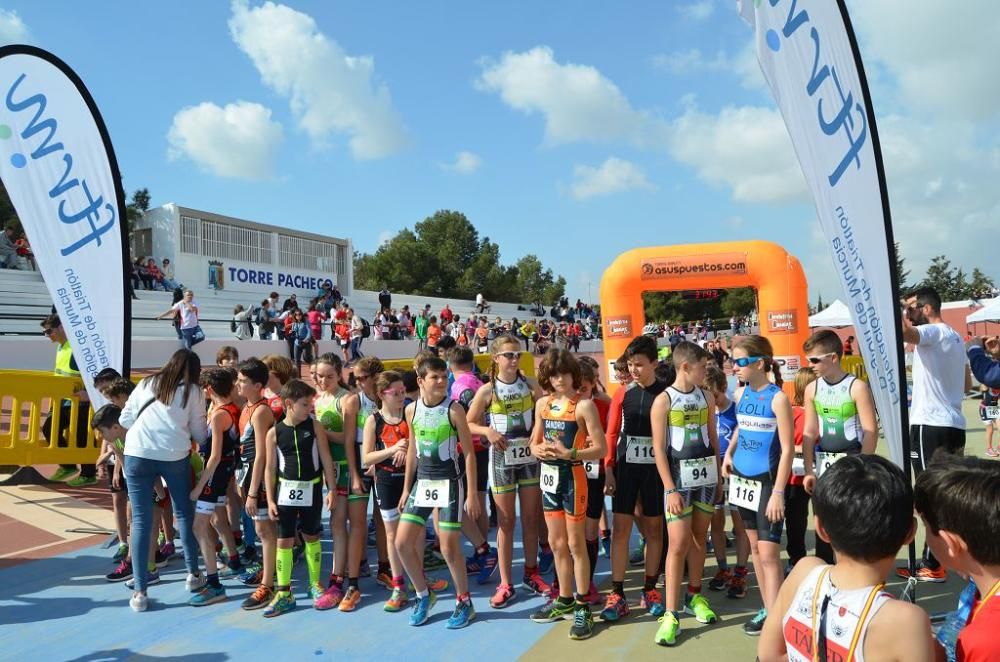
[[569, 157, 654, 200], [440, 151, 482, 175], [229, 0, 407, 159], [667, 104, 808, 203], [852, 0, 1000, 121], [167, 101, 283, 180], [652, 39, 764, 89], [477, 46, 668, 147], [677, 1, 714, 21], [377, 230, 393, 246], [0, 9, 28, 45]]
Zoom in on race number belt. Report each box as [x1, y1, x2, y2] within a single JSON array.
[[583, 460, 600, 480], [625, 435, 655, 464], [540, 463, 560, 494], [815, 451, 848, 478], [679, 457, 717, 489], [504, 438, 535, 466], [728, 476, 762, 510], [278, 478, 317, 507], [414, 478, 449, 508]]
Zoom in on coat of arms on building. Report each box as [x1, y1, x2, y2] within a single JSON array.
[[208, 260, 224, 290]]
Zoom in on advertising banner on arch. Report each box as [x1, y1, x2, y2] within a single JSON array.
[[737, 1, 907, 466], [0, 46, 130, 406]]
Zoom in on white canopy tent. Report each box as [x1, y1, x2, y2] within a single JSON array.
[[808, 299, 854, 328], [967, 298, 1000, 324]]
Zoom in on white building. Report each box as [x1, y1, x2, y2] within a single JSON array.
[[132, 204, 352, 298]]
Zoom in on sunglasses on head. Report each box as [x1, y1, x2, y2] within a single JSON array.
[[497, 351, 521, 360], [733, 355, 764, 368], [807, 352, 837, 364]]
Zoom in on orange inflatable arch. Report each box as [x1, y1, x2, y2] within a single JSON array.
[[600, 240, 809, 397]]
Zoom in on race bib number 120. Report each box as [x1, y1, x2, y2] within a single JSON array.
[[504, 438, 534, 466]]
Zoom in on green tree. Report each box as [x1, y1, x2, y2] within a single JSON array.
[[922, 255, 961, 300], [893, 241, 909, 292], [969, 268, 997, 298], [721, 287, 757, 318], [352, 210, 566, 303]]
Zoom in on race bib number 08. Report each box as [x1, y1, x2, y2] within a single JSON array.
[[815, 452, 847, 478], [540, 463, 560, 494], [625, 436, 655, 464], [504, 438, 534, 466], [679, 457, 717, 489], [728, 476, 761, 511], [278, 479, 313, 507], [414, 479, 449, 508]]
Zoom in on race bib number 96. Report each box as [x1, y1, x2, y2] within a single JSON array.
[[414, 479, 449, 508]]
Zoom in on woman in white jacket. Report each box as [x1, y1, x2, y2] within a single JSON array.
[[119, 349, 208, 611]]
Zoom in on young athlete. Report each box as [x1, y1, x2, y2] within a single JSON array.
[[600, 355, 631, 558], [235, 358, 278, 611], [785, 368, 818, 567], [704, 364, 751, 599], [396, 356, 481, 629], [93, 404, 130, 564], [651, 341, 721, 645], [261, 354, 294, 422], [216, 346, 239, 369], [577, 359, 610, 604], [528, 349, 607, 640], [722, 335, 795, 636], [467, 335, 549, 608], [446, 347, 497, 585], [363, 370, 410, 612], [802, 329, 878, 566], [188, 368, 243, 606], [981, 383, 1000, 457], [312, 353, 352, 609], [263, 379, 337, 617], [915, 457, 1000, 661], [602, 335, 667, 623], [759, 455, 933, 662], [340, 356, 389, 610]]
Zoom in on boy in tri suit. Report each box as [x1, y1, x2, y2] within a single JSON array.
[[396, 356, 482, 629], [235, 358, 277, 610], [263, 379, 337, 617], [915, 457, 1000, 662], [528, 349, 607, 640], [801, 329, 878, 564], [651, 342, 721, 645], [758, 455, 933, 662]]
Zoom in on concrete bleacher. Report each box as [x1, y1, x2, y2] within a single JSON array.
[[0, 269, 601, 369]]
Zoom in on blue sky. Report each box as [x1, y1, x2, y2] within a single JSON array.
[[2, 1, 997, 304]]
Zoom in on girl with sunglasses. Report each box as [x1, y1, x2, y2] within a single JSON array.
[[363, 370, 411, 612], [722, 335, 794, 637], [467, 334, 549, 608]]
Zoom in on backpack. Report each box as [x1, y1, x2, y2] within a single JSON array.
[[230, 319, 237, 333], [361, 317, 371, 338]]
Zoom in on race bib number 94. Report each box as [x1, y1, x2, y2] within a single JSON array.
[[679, 457, 717, 489]]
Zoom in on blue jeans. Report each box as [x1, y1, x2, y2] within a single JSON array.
[[180, 327, 202, 350], [124, 454, 200, 593], [349, 336, 363, 361]]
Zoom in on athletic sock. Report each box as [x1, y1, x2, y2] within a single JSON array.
[[233, 531, 243, 546], [393, 575, 405, 589], [586, 539, 598, 583], [643, 575, 657, 591], [688, 584, 701, 595], [329, 573, 342, 587], [540, 541, 551, 553], [612, 580, 625, 597], [228, 553, 241, 569], [147, 562, 156, 573], [734, 566, 748, 577], [207, 573, 221, 589], [556, 595, 574, 606], [378, 560, 391, 574], [276, 547, 293, 588], [416, 588, 429, 599], [475, 543, 490, 556], [457, 591, 471, 604], [305, 539, 322, 585], [349, 576, 359, 589]]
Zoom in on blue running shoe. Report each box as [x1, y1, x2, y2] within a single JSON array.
[[189, 583, 226, 607], [447, 598, 476, 629], [476, 547, 498, 585], [538, 547, 554, 575], [409, 591, 437, 626]]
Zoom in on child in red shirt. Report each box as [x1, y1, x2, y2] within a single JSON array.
[[784, 368, 816, 568]]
